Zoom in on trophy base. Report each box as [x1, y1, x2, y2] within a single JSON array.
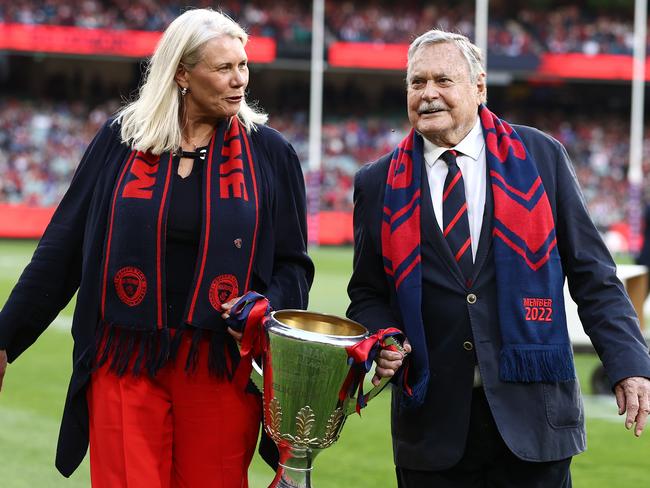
[[268, 462, 313, 488]]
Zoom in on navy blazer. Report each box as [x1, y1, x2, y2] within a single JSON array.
[[0, 119, 314, 476], [347, 124, 650, 470]]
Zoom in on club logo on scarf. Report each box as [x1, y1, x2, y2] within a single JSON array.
[[209, 274, 239, 311], [522, 297, 553, 322], [114, 266, 147, 306]]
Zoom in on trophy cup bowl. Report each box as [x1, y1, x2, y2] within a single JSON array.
[[250, 310, 399, 488]]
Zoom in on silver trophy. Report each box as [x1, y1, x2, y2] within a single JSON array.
[[250, 310, 401, 488]]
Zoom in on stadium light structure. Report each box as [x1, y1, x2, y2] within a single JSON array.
[[628, 0, 647, 254], [309, 0, 324, 174], [307, 0, 325, 246], [475, 0, 488, 68]]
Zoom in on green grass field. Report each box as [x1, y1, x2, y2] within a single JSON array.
[[0, 240, 648, 487]]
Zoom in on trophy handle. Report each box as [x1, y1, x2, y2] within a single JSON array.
[[250, 359, 264, 392], [344, 336, 405, 416]]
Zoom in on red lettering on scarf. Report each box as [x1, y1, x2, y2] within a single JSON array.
[[122, 152, 159, 199], [220, 129, 248, 200], [523, 298, 553, 322], [220, 165, 248, 200]]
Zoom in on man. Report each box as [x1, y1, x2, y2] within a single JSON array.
[[347, 29, 650, 487]]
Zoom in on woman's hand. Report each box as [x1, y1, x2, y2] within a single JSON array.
[[372, 340, 411, 386], [221, 296, 244, 342], [0, 349, 7, 393]]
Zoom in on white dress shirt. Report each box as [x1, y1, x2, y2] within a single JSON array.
[[423, 118, 486, 261]]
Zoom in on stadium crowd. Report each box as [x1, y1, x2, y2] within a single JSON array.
[[0, 0, 641, 55], [0, 98, 645, 233], [0, 98, 117, 206]]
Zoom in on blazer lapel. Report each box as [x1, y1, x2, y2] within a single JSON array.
[[470, 164, 494, 282]]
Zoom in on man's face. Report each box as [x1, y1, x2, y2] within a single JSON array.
[[406, 42, 485, 147]]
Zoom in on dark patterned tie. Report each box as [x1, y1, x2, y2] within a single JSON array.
[[441, 150, 473, 283]]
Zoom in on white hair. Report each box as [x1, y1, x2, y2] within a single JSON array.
[[114, 8, 268, 155], [407, 29, 485, 85]]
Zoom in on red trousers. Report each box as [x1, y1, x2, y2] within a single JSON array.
[[87, 332, 262, 488]]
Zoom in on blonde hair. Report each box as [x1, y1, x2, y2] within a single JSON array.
[[114, 8, 268, 155]]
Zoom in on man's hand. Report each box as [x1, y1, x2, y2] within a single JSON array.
[[221, 296, 244, 342], [614, 376, 650, 437], [372, 340, 412, 386], [0, 349, 7, 393]]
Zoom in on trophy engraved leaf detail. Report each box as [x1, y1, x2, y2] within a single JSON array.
[[267, 397, 283, 442], [322, 407, 345, 447], [280, 405, 319, 447], [295, 405, 316, 441]]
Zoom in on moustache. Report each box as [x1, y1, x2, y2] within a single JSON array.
[[417, 102, 448, 115]]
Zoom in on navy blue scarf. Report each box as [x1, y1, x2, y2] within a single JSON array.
[[97, 117, 260, 375], [382, 105, 574, 408]]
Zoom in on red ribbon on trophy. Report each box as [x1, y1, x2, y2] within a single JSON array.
[[227, 292, 272, 390], [340, 327, 406, 414]]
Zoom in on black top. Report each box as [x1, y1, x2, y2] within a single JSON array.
[[165, 148, 206, 328]]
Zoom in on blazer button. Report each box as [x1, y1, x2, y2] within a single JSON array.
[[463, 341, 474, 351], [466, 293, 477, 304]]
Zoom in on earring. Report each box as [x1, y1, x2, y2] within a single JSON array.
[[180, 87, 188, 96]]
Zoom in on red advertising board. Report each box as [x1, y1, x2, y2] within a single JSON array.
[[0, 23, 276, 62], [0, 204, 55, 239], [308, 211, 353, 246], [329, 41, 650, 81], [328, 41, 408, 70], [537, 53, 650, 81], [0, 204, 353, 244]]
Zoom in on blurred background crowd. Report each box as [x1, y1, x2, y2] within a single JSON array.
[[0, 0, 647, 248], [1, 96, 646, 233]]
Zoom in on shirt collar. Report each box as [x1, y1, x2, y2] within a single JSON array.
[[422, 117, 484, 168]]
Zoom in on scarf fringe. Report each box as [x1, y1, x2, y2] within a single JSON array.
[[399, 369, 430, 409], [169, 325, 185, 361], [110, 330, 136, 376], [212, 331, 239, 380], [144, 332, 158, 377], [499, 344, 575, 383], [184, 328, 204, 373], [93, 322, 233, 378]]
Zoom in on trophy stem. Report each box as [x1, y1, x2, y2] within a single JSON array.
[[268, 449, 315, 488], [270, 465, 312, 488]]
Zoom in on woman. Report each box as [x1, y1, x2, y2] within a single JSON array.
[[0, 8, 313, 487]]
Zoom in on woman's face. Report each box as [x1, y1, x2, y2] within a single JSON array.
[[178, 36, 249, 121]]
